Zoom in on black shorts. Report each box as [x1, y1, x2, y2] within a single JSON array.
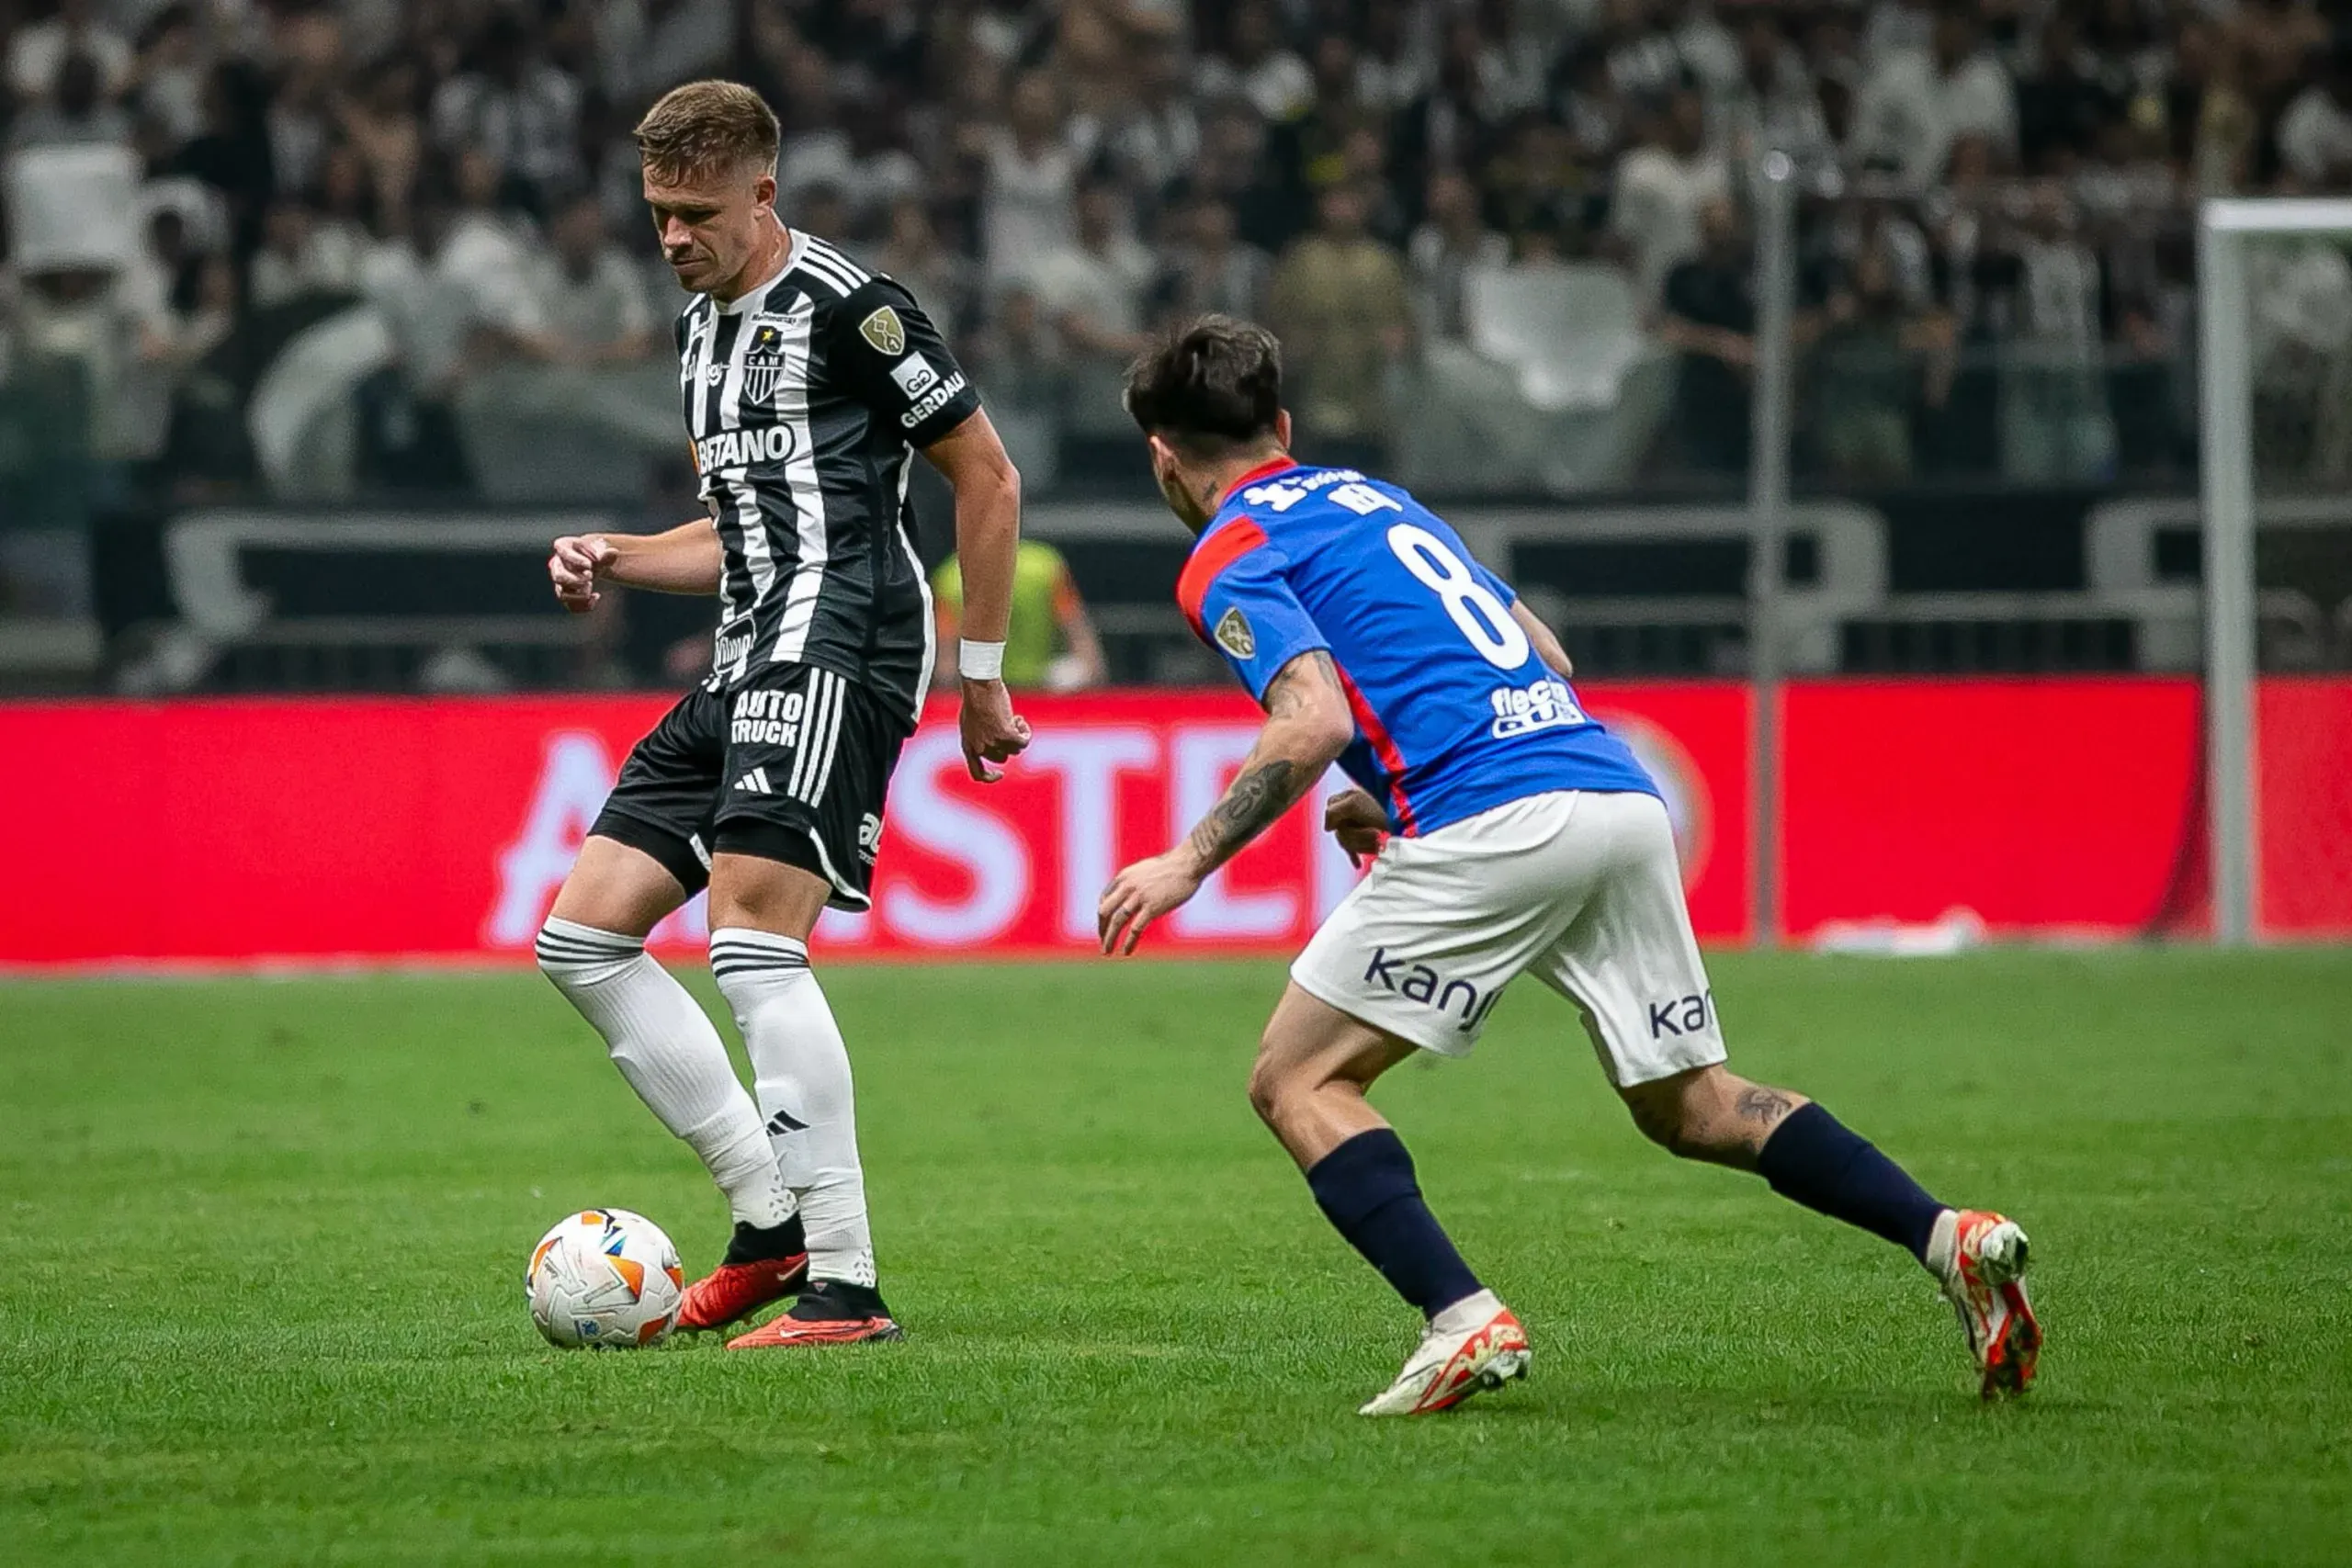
[[591, 664, 910, 910]]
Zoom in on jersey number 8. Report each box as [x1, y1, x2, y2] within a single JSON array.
[[1386, 524, 1531, 670]]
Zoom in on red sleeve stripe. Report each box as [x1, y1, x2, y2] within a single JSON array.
[[1176, 519, 1270, 637], [1335, 660, 1419, 838]]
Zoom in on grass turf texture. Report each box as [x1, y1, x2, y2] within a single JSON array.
[[4, 952, 2348, 1565]]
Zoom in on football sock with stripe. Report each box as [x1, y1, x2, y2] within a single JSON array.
[[1755, 1102, 1945, 1264], [1306, 1128, 1483, 1318], [709, 928, 877, 1289], [535, 918, 796, 1231]]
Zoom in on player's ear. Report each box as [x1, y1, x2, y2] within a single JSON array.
[[752, 170, 777, 214], [1274, 409, 1294, 450]]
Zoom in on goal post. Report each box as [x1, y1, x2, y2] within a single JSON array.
[[2196, 197, 2352, 946]]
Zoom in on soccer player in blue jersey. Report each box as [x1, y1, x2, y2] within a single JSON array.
[[1099, 317, 2040, 1416]]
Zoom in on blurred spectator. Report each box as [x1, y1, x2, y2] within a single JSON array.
[[1407, 170, 1508, 341], [1997, 182, 2114, 481], [1198, 1, 1313, 124], [1268, 183, 1411, 463], [126, 4, 208, 150], [6, 0, 130, 106], [435, 146, 554, 360], [875, 197, 974, 345], [313, 143, 383, 277], [1552, 42, 1628, 165], [1276, 33, 1375, 199], [1169, 100, 1298, 255], [533, 190, 656, 366], [1470, 0, 1555, 118], [1027, 174, 1156, 378], [7, 51, 130, 150], [1354, 0, 1431, 114], [334, 60, 424, 236], [430, 12, 582, 210], [1159, 195, 1272, 323], [1812, 244, 1947, 483], [966, 283, 1069, 415], [1071, 34, 1198, 197], [269, 62, 335, 205], [1851, 6, 2018, 186], [1609, 89, 1728, 305], [982, 70, 1080, 286], [1654, 194, 1753, 476], [930, 539, 1107, 693], [2230, 0, 2329, 107], [771, 44, 855, 207], [1392, 14, 1495, 203], [2016, 14, 2120, 175], [1710, 12, 1831, 166], [1595, 0, 1685, 103], [248, 200, 358, 310], [2277, 52, 2352, 190]]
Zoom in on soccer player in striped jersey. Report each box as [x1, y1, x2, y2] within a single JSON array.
[[537, 81, 1031, 1348], [1100, 318, 2038, 1415]]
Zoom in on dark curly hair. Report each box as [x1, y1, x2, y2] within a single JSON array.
[[1122, 314, 1284, 455]]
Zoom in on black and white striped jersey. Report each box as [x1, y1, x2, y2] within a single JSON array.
[[677, 231, 981, 721]]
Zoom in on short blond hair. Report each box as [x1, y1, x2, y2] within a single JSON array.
[[634, 80, 780, 183]]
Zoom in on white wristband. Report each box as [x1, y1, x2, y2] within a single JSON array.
[[958, 638, 1006, 682]]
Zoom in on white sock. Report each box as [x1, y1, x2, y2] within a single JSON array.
[[709, 928, 876, 1288], [1924, 1207, 1961, 1281], [537, 918, 796, 1230]]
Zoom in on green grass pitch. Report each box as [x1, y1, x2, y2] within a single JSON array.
[[4, 950, 2349, 1564]]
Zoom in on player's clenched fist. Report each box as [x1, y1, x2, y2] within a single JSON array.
[[1324, 788, 1388, 867], [548, 535, 618, 612], [959, 676, 1033, 783]]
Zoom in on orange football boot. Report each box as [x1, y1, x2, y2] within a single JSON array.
[[727, 1280, 903, 1348], [675, 1252, 808, 1333], [1938, 1209, 2041, 1398]]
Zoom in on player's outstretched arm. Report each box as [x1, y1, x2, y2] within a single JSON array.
[[1098, 650, 1354, 955], [923, 409, 1033, 781], [1511, 600, 1573, 678], [548, 519, 721, 611]]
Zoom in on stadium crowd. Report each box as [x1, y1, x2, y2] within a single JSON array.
[[1, 0, 2349, 522]]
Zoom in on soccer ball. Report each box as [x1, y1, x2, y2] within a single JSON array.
[[525, 1208, 685, 1349]]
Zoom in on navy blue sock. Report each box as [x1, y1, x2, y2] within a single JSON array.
[[1756, 1103, 1945, 1262], [1306, 1128, 1483, 1317]]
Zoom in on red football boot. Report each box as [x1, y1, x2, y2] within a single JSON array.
[[727, 1280, 903, 1348]]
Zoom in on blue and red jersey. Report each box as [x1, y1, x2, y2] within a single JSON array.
[[1176, 458, 1657, 837]]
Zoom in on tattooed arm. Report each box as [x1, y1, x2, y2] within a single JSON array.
[[1098, 650, 1354, 954]]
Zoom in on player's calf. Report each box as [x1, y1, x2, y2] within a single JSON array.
[[1624, 1065, 2040, 1395], [534, 916, 797, 1235]]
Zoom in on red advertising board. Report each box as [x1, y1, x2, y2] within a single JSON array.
[[1, 678, 2345, 966]]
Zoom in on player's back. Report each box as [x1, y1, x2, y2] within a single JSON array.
[[1180, 460, 1656, 836]]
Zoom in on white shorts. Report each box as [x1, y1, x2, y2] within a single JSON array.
[[1290, 790, 1727, 1088]]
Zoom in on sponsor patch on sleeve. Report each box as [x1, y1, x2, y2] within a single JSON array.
[[888, 351, 941, 399]]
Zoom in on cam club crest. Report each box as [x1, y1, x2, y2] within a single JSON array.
[[859, 306, 906, 355], [1215, 606, 1256, 660], [742, 320, 787, 402]]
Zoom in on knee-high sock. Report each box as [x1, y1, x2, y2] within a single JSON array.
[[1756, 1102, 1946, 1264], [708, 928, 875, 1288], [536, 918, 795, 1230], [1306, 1128, 1484, 1317]]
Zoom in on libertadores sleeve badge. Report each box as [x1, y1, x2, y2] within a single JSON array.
[[859, 306, 906, 355], [1215, 606, 1257, 660]]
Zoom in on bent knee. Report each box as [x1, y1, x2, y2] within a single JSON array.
[[1620, 1069, 1715, 1157], [1245, 1050, 1289, 1125], [534, 919, 645, 987]]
